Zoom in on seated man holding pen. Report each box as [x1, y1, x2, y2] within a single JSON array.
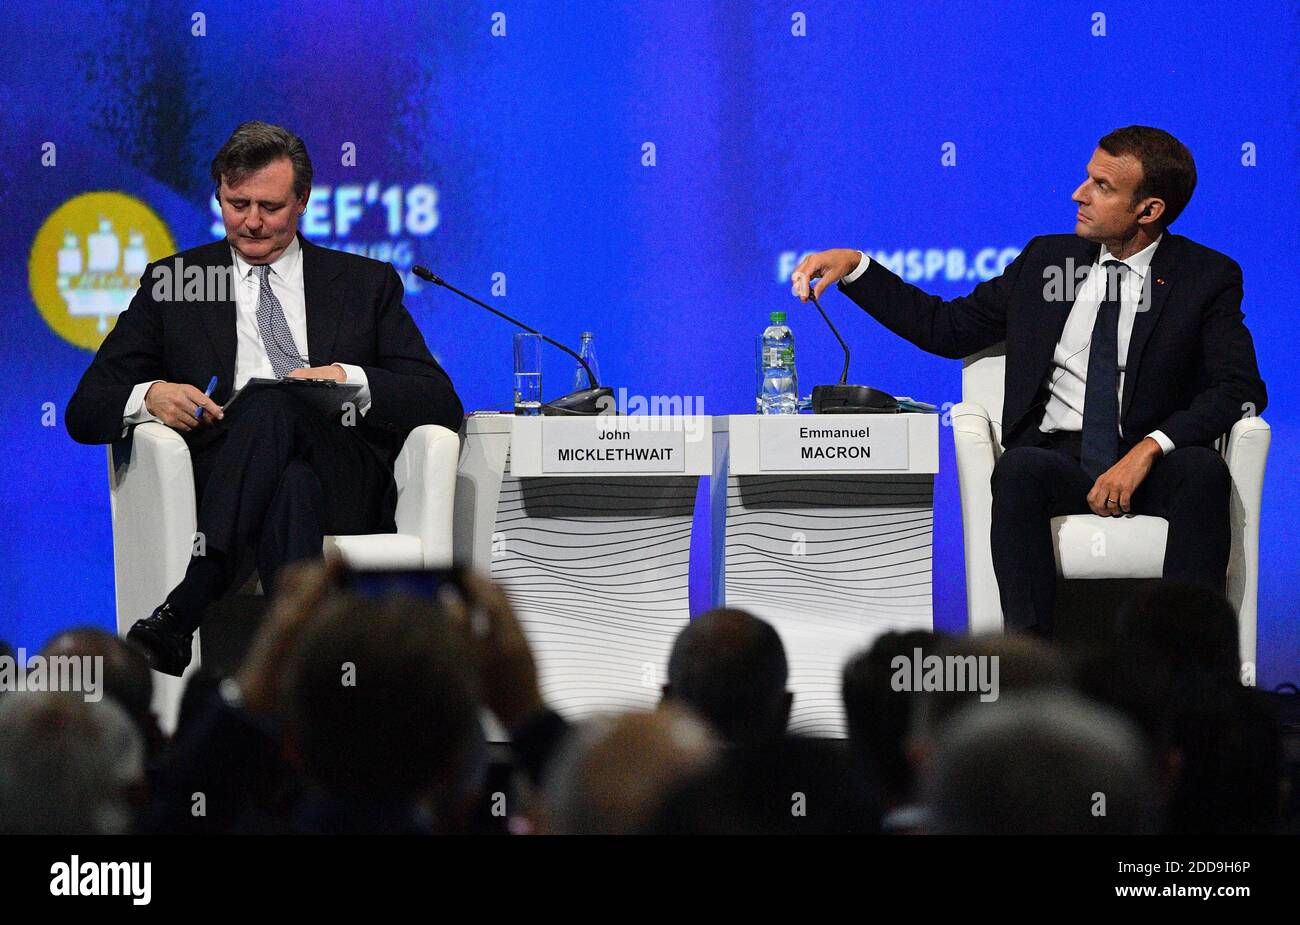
[[67, 121, 463, 675]]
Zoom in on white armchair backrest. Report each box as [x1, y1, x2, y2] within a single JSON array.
[[962, 343, 1007, 451]]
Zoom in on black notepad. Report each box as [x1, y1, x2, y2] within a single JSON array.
[[221, 377, 364, 420]]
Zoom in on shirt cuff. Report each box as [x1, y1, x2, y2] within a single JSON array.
[[1146, 430, 1175, 455], [122, 380, 165, 435], [334, 363, 372, 415], [838, 250, 871, 286]]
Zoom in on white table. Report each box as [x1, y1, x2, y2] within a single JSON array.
[[711, 414, 940, 736], [455, 414, 712, 719]]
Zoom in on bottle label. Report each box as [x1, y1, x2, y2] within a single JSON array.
[[763, 346, 794, 369]]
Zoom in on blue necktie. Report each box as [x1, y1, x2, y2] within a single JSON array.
[[1080, 260, 1128, 480], [255, 264, 305, 378]]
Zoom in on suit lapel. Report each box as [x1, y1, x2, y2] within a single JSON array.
[[301, 235, 345, 364], [1121, 234, 1177, 427], [1003, 236, 1108, 444], [194, 241, 238, 401], [1019, 236, 1100, 411], [1044, 236, 1102, 351]]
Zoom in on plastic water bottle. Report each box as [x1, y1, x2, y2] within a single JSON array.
[[758, 311, 798, 414], [573, 331, 601, 390]]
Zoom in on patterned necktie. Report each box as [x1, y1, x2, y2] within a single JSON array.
[[1080, 260, 1128, 480], [255, 264, 305, 377]]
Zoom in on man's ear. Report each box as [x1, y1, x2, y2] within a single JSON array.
[[1137, 198, 1165, 225], [298, 187, 311, 215]]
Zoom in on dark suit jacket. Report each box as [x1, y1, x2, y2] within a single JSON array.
[[838, 233, 1267, 451], [66, 234, 463, 466]]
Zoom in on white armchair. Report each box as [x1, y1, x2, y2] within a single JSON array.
[[952, 344, 1270, 674], [107, 421, 460, 729]]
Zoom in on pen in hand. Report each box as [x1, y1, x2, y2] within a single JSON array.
[[195, 375, 218, 421]]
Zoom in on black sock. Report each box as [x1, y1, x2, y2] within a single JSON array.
[[163, 552, 227, 632]]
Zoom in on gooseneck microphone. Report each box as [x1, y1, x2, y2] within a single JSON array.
[[806, 289, 898, 414], [412, 265, 614, 415], [809, 290, 852, 386]]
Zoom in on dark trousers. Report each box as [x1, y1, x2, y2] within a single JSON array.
[[989, 429, 1232, 634], [177, 388, 397, 625]]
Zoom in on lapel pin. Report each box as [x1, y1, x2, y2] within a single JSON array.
[[1156, 277, 1166, 285]]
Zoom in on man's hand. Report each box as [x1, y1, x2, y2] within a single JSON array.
[[1086, 437, 1162, 516], [144, 382, 224, 431], [791, 248, 863, 301], [285, 364, 347, 382], [439, 570, 544, 729]]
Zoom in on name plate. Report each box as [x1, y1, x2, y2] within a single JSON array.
[[512, 417, 712, 476], [758, 416, 909, 471]]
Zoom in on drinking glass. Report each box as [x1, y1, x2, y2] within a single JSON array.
[[514, 332, 542, 415]]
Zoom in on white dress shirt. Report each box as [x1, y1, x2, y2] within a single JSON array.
[[122, 236, 370, 432], [839, 242, 1174, 455]]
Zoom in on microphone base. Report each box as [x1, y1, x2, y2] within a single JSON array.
[[541, 386, 615, 416], [812, 384, 898, 414]]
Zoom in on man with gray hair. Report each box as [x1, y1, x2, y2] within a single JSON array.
[[922, 691, 1160, 834], [67, 121, 463, 676], [0, 691, 144, 834], [541, 708, 716, 835], [41, 627, 164, 767]]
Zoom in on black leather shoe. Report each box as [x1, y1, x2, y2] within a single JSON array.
[[127, 603, 194, 677]]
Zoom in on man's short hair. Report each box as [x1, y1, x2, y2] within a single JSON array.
[[913, 633, 1071, 745], [665, 608, 788, 742], [842, 629, 945, 804], [543, 708, 716, 835], [0, 691, 143, 834], [283, 593, 480, 804], [923, 691, 1159, 834], [41, 626, 153, 720], [211, 120, 313, 200], [1098, 125, 1197, 226]]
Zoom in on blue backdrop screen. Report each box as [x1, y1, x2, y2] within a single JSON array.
[[2, 0, 1295, 684]]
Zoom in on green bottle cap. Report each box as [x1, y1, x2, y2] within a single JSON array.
[[770, 311, 787, 324]]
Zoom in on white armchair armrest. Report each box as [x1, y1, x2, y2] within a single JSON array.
[[391, 424, 461, 566], [107, 423, 199, 733], [951, 401, 1003, 633], [107, 423, 196, 636], [1222, 415, 1270, 675]]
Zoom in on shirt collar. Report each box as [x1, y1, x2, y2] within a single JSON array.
[[1099, 233, 1161, 281], [230, 234, 301, 282]]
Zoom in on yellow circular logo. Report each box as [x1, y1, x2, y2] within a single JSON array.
[[29, 191, 175, 351]]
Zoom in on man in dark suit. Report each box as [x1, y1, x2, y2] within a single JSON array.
[[67, 121, 463, 674], [791, 126, 1267, 635]]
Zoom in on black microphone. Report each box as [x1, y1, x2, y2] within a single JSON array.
[[412, 265, 614, 415], [806, 289, 897, 414]]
